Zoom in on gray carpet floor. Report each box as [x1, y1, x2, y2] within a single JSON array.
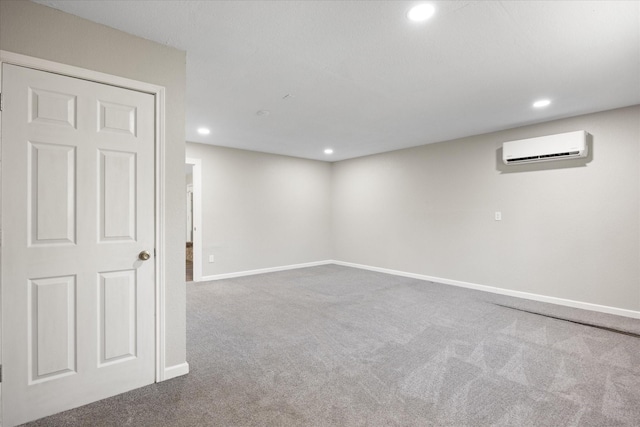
[[25, 264, 640, 426]]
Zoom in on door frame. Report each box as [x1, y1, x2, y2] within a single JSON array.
[[185, 158, 202, 282], [0, 51, 169, 388]]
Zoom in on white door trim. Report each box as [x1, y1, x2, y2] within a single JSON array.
[[185, 158, 202, 282], [0, 51, 169, 383]]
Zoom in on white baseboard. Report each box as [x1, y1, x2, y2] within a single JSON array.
[[331, 260, 640, 319], [163, 362, 190, 381], [199, 260, 334, 281], [194, 258, 640, 319]]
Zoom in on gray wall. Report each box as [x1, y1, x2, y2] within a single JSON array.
[[333, 106, 640, 311], [0, 0, 188, 368], [186, 143, 332, 277]]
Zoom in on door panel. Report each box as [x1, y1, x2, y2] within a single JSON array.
[[1, 63, 156, 427], [99, 150, 137, 241], [29, 275, 77, 383], [28, 87, 77, 128], [28, 141, 76, 245], [99, 270, 137, 364], [98, 100, 137, 135]]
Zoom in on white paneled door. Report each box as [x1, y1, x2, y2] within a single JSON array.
[[1, 64, 156, 426]]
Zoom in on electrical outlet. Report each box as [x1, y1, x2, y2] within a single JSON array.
[[209, 255, 215, 263], [494, 211, 502, 221]]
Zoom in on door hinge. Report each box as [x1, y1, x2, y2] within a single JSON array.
[[0, 364, 3, 382], [0, 92, 3, 111]]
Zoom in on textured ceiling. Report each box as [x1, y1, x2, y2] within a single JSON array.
[[34, 0, 640, 161]]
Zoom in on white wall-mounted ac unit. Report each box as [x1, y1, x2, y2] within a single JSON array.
[[502, 130, 588, 165]]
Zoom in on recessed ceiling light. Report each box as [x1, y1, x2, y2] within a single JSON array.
[[533, 99, 551, 108], [324, 148, 334, 155], [197, 127, 210, 135], [407, 4, 435, 22]]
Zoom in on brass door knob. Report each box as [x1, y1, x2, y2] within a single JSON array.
[[139, 250, 151, 261]]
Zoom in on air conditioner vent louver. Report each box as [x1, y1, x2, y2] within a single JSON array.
[[506, 151, 582, 164], [502, 131, 588, 165]]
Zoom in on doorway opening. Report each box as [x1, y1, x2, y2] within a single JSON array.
[[185, 164, 194, 281], [185, 158, 202, 282]]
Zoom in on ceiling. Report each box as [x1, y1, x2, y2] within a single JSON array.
[[34, 1, 640, 162]]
